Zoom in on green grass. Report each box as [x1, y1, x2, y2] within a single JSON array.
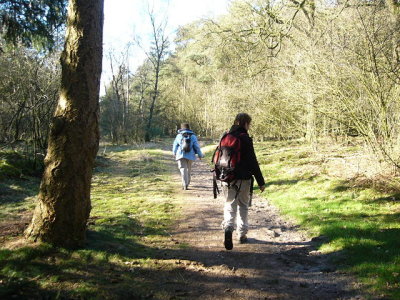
[[0, 151, 44, 179], [0, 145, 184, 299], [2, 140, 400, 298], [256, 140, 400, 299], [0, 151, 43, 221], [0, 177, 40, 220]]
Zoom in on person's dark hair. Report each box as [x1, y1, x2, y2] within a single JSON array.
[[234, 113, 252, 127], [181, 123, 190, 129]]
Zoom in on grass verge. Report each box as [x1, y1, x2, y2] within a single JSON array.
[[0, 151, 43, 222], [256, 140, 400, 299], [0, 144, 185, 299]]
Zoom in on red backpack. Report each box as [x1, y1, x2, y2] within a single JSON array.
[[212, 132, 244, 197]]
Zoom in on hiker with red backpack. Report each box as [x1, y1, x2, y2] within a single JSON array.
[[212, 113, 265, 250], [173, 123, 204, 190]]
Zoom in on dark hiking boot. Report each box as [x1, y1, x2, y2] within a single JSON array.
[[239, 235, 248, 244], [224, 229, 233, 250]]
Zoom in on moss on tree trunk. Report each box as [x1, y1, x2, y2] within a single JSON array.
[[25, 0, 104, 248]]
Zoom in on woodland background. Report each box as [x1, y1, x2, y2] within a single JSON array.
[[2, 0, 400, 176], [1, 1, 400, 298]]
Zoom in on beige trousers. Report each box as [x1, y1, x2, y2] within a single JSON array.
[[221, 179, 252, 237], [177, 158, 193, 188]]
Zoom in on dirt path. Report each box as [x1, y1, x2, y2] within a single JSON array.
[[162, 158, 365, 300]]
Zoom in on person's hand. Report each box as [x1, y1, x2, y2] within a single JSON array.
[[259, 185, 266, 193]]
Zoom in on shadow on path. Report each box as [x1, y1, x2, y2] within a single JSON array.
[[166, 158, 367, 299]]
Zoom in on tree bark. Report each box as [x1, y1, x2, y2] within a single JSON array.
[[25, 0, 104, 248], [305, 91, 317, 150], [303, 0, 317, 150], [145, 61, 160, 142]]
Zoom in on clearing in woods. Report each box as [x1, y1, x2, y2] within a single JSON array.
[[3, 141, 397, 299]]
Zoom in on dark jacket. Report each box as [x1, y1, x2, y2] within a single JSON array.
[[229, 125, 265, 187]]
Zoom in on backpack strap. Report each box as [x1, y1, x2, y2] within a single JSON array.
[[212, 171, 220, 199]]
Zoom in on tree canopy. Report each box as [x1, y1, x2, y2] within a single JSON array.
[[2, 0, 400, 170], [0, 0, 67, 49]]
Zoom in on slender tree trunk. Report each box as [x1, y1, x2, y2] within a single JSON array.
[[143, 11, 168, 142], [305, 91, 317, 149], [303, 0, 317, 150], [109, 56, 124, 144], [145, 62, 160, 142], [25, 0, 104, 248]]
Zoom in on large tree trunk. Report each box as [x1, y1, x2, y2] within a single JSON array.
[[25, 0, 104, 248]]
